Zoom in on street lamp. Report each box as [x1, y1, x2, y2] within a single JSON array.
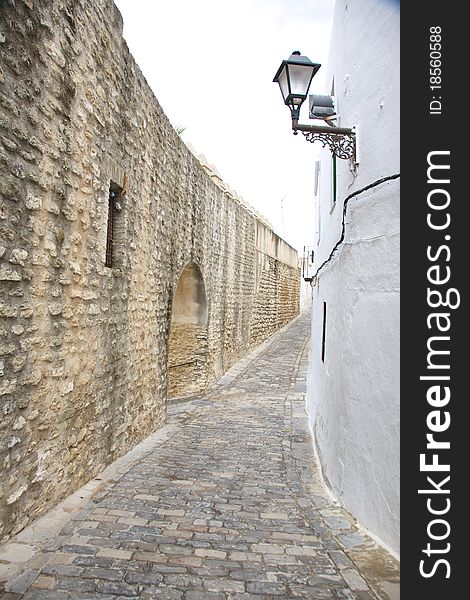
[[273, 51, 356, 161], [273, 51, 321, 121]]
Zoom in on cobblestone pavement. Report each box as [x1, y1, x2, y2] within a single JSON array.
[[0, 312, 399, 599]]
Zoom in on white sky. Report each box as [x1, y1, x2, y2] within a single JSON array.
[[113, 0, 335, 254]]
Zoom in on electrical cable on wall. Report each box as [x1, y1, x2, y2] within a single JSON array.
[[312, 173, 400, 282]]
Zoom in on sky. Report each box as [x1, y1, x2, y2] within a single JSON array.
[[113, 0, 336, 254]]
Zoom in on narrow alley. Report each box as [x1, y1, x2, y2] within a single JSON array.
[[0, 313, 399, 600]]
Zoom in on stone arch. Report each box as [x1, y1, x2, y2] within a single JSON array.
[[167, 262, 209, 398]]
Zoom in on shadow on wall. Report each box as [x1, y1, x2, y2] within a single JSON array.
[[167, 262, 209, 398]]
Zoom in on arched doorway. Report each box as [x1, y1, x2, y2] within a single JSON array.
[[167, 262, 209, 398]]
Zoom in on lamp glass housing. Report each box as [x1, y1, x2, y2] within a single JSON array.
[[273, 51, 321, 111]]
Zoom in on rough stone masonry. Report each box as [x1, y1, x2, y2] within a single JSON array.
[[0, 0, 300, 543]]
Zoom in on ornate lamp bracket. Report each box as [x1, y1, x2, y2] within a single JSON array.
[[292, 119, 356, 161]]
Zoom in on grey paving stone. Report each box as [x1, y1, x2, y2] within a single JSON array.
[[56, 577, 96, 593], [41, 564, 83, 577], [149, 564, 187, 574], [185, 592, 225, 600], [204, 577, 245, 593], [22, 592, 69, 600], [94, 580, 140, 596], [140, 586, 184, 598], [161, 573, 204, 589], [246, 580, 288, 595], [124, 572, 163, 585], [72, 556, 113, 568], [60, 545, 96, 556], [4, 570, 39, 594], [82, 567, 126, 581]]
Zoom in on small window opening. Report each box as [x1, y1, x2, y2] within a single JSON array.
[[332, 153, 337, 206], [105, 181, 123, 268], [321, 302, 327, 363]]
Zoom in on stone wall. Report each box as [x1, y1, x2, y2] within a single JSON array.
[[0, 0, 299, 542]]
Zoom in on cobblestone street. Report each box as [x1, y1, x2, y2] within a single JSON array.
[[0, 313, 399, 600]]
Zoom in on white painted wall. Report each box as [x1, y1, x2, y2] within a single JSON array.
[[307, 0, 400, 554]]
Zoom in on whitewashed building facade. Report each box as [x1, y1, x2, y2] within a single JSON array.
[[307, 0, 400, 554]]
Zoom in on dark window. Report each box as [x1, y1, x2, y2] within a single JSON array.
[[321, 302, 327, 363], [105, 182, 123, 268], [332, 153, 337, 205]]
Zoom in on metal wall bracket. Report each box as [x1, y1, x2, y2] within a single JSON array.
[[292, 119, 356, 161]]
